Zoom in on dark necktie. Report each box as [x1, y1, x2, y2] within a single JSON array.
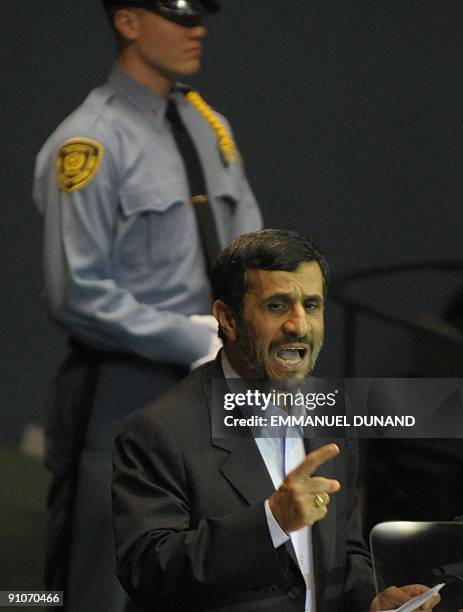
[[166, 98, 221, 278]]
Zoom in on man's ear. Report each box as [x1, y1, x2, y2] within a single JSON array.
[[113, 8, 139, 42], [213, 300, 238, 342]]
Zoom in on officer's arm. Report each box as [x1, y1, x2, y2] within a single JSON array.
[[33, 134, 214, 367]]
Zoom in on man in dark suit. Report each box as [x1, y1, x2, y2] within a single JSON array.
[[112, 229, 440, 611]]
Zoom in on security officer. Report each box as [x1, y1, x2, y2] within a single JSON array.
[[33, 1, 262, 610]]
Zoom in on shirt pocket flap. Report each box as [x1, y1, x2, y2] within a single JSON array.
[[208, 173, 240, 205], [119, 178, 188, 216]]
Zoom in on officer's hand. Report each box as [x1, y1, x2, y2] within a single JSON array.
[[268, 443, 341, 533], [369, 584, 441, 611]]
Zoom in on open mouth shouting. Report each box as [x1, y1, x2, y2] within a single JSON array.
[[275, 345, 308, 368], [270, 342, 313, 377]]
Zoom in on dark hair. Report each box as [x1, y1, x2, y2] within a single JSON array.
[[212, 229, 329, 337]]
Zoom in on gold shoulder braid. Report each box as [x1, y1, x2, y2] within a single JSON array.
[[186, 91, 240, 166]]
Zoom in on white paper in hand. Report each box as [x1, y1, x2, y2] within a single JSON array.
[[381, 583, 445, 612]]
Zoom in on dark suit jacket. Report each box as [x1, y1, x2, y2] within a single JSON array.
[[112, 359, 375, 611]]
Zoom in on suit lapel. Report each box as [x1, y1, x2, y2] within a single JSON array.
[[205, 361, 303, 575], [213, 435, 301, 570], [203, 359, 274, 505], [212, 435, 275, 505]]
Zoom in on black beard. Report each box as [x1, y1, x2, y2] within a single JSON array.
[[234, 318, 321, 391], [234, 317, 267, 380]]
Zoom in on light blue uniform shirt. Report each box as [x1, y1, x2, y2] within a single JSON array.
[[33, 64, 262, 366]]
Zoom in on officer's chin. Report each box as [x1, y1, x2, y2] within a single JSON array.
[[177, 59, 202, 76]]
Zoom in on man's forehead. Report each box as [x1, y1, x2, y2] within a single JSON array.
[[244, 261, 324, 297]]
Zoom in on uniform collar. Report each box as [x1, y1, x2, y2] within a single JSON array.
[[108, 63, 191, 128]]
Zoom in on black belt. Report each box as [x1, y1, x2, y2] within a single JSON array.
[[68, 337, 188, 376]]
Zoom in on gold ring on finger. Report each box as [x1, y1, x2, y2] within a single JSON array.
[[314, 494, 326, 509]]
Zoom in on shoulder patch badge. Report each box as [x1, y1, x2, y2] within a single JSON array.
[[55, 137, 104, 192]]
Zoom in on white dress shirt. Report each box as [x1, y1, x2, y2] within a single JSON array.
[[221, 352, 316, 611]]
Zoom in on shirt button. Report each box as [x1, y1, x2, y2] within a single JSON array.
[[287, 586, 301, 599], [299, 554, 305, 563]]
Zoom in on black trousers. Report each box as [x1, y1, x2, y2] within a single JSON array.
[[44, 341, 188, 612]]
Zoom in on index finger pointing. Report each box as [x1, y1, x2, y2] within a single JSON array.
[[293, 443, 340, 479]]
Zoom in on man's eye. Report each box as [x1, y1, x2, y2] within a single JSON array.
[[305, 301, 319, 311], [268, 303, 286, 311]]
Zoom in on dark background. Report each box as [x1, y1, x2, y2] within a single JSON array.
[[2, 0, 463, 445]]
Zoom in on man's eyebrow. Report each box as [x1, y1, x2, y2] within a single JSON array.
[[263, 292, 324, 303], [304, 294, 324, 303]]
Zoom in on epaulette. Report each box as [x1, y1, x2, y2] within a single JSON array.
[[179, 87, 240, 166]]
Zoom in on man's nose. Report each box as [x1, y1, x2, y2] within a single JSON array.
[[282, 305, 309, 338], [190, 23, 206, 38]]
